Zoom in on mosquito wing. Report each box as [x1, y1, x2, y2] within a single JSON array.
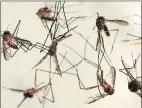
[[3, 40, 11, 61], [3, 86, 24, 93], [53, 54, 62, 76], [106, 19, 129, 26], [16, 37, 32, 49], [109, 66, 116, 88], [97, 73, 109, 89]]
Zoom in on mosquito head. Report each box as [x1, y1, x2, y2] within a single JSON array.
[[97, 16, 105, 22], [128, 80, 139, 92], [96, 16, 106, 29], [3, 31, 10, 35], [23, 89, 34, 98]]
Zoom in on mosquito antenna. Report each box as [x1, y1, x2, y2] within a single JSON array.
[[97, 12, 99, 18], [6, 24, 10, 31]]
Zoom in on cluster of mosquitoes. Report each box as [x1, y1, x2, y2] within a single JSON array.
[[1, 1, 141, 108]]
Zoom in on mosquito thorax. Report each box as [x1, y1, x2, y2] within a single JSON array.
[[23, 88, 35, 98], [128, 81, 139, 92], [96, 16, 106, 29]]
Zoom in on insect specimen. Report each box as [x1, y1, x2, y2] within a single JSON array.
[[32, 18, 78, 77], [3, 70, 54, 108], [36, 1, 87, 52], [93, 12, 129, 54], [119, 55, 142, 98], [85, 65, 116, 104], [1, 20, 33, 61]]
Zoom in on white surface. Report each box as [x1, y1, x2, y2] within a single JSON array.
[[1, 2, 141, 108]]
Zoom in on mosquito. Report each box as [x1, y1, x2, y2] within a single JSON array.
[[119, 54, 142, 98], [3, 70, 54, 108], [1, 20, 33, 61], [36, 1, 87, 51], [32, 19, 78, 77], [85, 65, 116, 104], [93, 12, 129, 54], [36, 1, 86, 30]]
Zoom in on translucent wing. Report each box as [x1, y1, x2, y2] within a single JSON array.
[[109, 66, 116, 88], [106, 19, 129, 26], [3, 86, 24, 93], [16, 37, 32, 49], [3, 40, 11, 61], [53, 54, 62, 76], [97, 73, 109, 89]]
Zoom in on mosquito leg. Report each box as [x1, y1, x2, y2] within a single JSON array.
[[40, 34, 49, 52], [85, 93, 108, 104], [121, 56, 135, 81], [43, 79, 55, 103], [17, 97, 27, 108], [12, 20, 21, 37], [28, 42, 49, 51], [35, 69, 37, 88], [62, 3, 69, 31], [58, 52, 86, 90], [106, 29, 119, 53], [36, 94, 43, 104], [11, 44, 23, 57]]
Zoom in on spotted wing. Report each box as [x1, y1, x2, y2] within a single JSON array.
[[107, 19, 129, 26], [3, 40, 11, 61]]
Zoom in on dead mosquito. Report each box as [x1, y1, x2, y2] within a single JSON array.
[[119, 54, 142, 98], [3, 70, 54, 108], [1, 20, 33, 61]]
